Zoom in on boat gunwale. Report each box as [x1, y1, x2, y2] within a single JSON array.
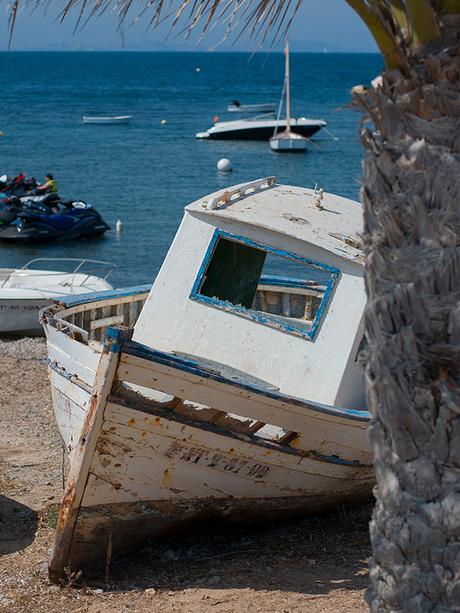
[[46, 284, 152, 310], [118, 333, 370, 423], [40, 275, 327, 342]]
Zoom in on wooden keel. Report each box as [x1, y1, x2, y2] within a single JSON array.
[[68, 490, 371, 575]]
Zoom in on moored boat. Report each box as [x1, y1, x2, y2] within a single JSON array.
[[270, 131, 308, 152], [227, 101, 277, 113], [41, 177, 371, 581], [270, 41, 308, 153], [0, 258, 114, 335], [196, 116, 326, 140], [82, 115, 132, 124]]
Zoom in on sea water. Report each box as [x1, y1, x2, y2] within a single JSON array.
[[0, 51, 381, 286]]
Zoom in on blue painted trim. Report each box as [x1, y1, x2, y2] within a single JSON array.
[[190, 229, 339, 341], [123, 339, 370, 423], [190, 230, 220, 297], [53, 284, 151, 309], [104, 325, 130, 353], [259, 275, 326, 290]]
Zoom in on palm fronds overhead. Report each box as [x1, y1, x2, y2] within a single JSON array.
[[6, 1, 460, 67], [6, 0, 304, 48]]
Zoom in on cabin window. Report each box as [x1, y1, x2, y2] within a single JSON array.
[[191, 231, 339, 340]]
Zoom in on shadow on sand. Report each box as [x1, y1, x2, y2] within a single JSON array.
[[0, 495, 38, 556], [76, 500, 373, 597]]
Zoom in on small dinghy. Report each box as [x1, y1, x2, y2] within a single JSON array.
[[270, 41, 308, 153], [41, 177, 371, 581], [227, 101, 276, 113], [270, 131, 308, 152], [0, 258, 114, 335], [82, 115, 132, 125]]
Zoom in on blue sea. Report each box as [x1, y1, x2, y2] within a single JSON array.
[[0, 52, 381, 286]]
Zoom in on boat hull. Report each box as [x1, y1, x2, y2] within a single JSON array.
[[0, 266, 113, 335], [47, 328, 372, 581], [270, 137, 308, 153], [51, 395, 372, 578], [82, 116, 132, 124], [0, 298, 49, 335], [197, 122, 324, 141]]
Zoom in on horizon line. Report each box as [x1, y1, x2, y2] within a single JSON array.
[[1, 48, 380, 54]]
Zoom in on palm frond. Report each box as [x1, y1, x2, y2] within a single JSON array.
[[6, 0, 304, 49], [6, 0, 457, 62]]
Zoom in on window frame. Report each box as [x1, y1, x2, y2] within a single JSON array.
[[190, 229, 339, 340]]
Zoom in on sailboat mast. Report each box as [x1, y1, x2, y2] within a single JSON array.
[[285, 40, 291, 134]]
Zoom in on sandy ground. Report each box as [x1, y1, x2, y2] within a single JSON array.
[[0, 338, 372, 612]]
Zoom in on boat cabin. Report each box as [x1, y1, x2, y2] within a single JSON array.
[[133, 177, 366, 409]]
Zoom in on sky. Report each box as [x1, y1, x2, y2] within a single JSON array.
[[3, 0, 378, 52]]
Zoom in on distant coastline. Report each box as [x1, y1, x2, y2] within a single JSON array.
[[2, 48, 381, 54]]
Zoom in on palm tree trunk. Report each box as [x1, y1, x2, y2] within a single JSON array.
[[358, 17, 460, 611]]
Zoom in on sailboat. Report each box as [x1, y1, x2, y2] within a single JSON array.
[[270, 41, 309, 153]]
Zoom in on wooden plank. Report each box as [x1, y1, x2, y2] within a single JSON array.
[[55, 291, 149, 320], [257, 285, 322, 297], [46, 324, 99, 386], [48, 326, 133, 583], [108, 386, 370, 465], [90, 315, 125, 331], [171, 400, 262, 435], [116, 353, 372, 464], [54, 285, 151, 309], [80, 400, 373, 509]]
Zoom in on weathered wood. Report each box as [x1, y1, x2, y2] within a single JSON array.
[[90, 314, 125, 331], [48, 326, 133, 583], [117, 351, 371, 464], [51, 394, 373, 575]]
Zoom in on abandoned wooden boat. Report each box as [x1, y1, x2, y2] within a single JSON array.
[[41, 177, 372, 581]]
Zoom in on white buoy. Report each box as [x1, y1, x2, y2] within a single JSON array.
[[196, 67, 201, 72], [116, 219, 123, 233], [160, 119, 167, 125], [217, 158, 232, 172]]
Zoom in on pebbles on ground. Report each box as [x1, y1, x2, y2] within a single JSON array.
[[0, 337, 47, 360]]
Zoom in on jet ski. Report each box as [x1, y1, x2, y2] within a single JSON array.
[[0, 173, 38, 198], [0, 193, 61, 227], [0, 200, 110, 243]]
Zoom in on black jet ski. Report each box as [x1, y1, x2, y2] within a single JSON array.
[[0, 200, 110, 243], [0, 193, 61, 227]]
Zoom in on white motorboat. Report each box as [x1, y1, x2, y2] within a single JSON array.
[[41, 177, 371, 582], [227, 101, 277, 113], [196, 116, 326, 141], [270, 41, 308, 153], [0, 258, 115, 335], [82, 115, 132, 125], [198, 53, 326, 141]]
